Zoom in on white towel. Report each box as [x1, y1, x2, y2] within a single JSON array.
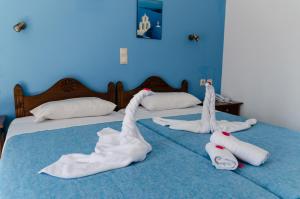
[[205, 142, 238, 170], [153, 83, 257, 133], [153, 83, 214, 134], [39, 89, 153, 179], [214, 119, 257, 133], [210, 131, 269, 166]]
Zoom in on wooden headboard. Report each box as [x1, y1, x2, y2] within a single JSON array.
[[14, 78, 115, 118], [116, 76, 188, 109]]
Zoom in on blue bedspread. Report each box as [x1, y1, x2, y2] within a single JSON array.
[[0, 121, 278, 199], [138, 112, 300, 199]]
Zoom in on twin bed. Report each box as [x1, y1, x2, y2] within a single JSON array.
[[1, 76, 300, 199]]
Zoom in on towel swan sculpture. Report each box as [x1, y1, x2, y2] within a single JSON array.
[[153, 83, 257, 134], [40, 89, 153, 179]]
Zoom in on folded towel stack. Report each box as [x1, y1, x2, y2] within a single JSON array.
[[206, 131, 269, 170]]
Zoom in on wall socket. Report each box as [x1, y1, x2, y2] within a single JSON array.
[[200, 79, 213, 86], [200, 79, 206, 86]]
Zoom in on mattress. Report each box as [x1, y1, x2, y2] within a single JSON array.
[[138, 111, 300, 199], [0, 121, 278, 199]]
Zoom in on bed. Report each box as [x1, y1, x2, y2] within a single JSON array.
[[117, 76, 300, 199], [0, 77, 280, 199]]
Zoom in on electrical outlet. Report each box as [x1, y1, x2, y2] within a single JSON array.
[[200, 79, 206, 86]]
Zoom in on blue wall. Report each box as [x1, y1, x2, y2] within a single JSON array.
[[0, 0, 226, 124]]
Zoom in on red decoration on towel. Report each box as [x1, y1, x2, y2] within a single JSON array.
[[143, 88, 151, 91], [216, 145, 225, 150], [222, 132, 231, 136], [238, 163, 245, 169]]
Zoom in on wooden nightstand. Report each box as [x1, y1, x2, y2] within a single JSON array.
[[215, 101, 243, 116], [0, 116, 6, 158]]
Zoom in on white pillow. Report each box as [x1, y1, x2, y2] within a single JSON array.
[[31, 97, 116, 122], [141, 92, 201, 111]]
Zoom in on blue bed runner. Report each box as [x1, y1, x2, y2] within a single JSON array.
[[0, 121, 278, 199], [138, 112, 300, 199]]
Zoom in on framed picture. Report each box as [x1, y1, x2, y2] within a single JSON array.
[[136, 0, 163, 40]]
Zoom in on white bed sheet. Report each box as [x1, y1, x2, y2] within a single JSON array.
[[6, 112, 124, 142], [6, 106, 205, 147], [118, 105, 204, 120]]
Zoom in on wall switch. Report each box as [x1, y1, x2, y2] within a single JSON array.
[[120, 48, 128, 64], [200, 79, 206, 86]]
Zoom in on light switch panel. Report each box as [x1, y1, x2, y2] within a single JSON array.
[[120, 48, 128, 64]]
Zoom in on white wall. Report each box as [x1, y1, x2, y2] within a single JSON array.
[[222, 0, 300, 131]]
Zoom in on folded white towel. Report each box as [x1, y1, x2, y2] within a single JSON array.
[[210, 131, 269, 166], [205, 142, 238, 170], [152, 83, 257, 133], [214, 119, 257, 133], [152, 83, 215, 134], [39, 89, 153, 179], [153, 118, 207, 133], [201, 82, 214, 133], [152, 118, 257, 134]]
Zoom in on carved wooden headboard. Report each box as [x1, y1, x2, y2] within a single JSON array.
[[14, 78, 115, 118], [116, 76, 188, 109]]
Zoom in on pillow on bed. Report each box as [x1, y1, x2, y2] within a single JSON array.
[[31, 97, 116, 122], [141, 92, 201, 111]]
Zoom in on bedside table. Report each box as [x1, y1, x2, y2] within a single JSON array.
[[215, 101, 243, 116], [0, 116, 6, 157]]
